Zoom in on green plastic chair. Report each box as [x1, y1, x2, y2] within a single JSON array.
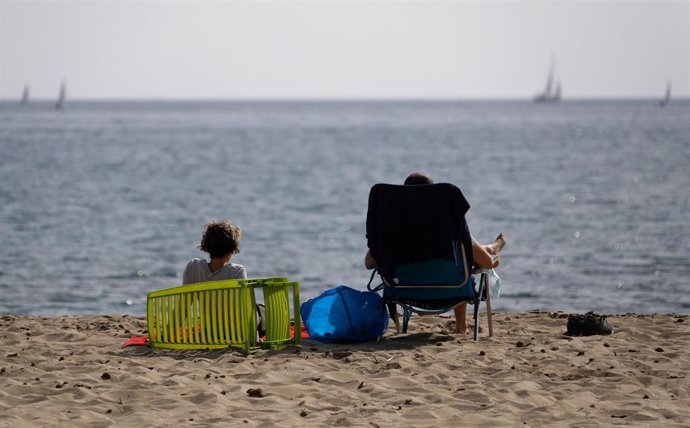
[[147, 277, 301, 353]]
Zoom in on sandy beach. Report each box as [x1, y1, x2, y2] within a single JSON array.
[[0, 311, 688, 427]]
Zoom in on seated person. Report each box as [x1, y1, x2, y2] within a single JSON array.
[[364, 172, 506, 335], [183, 221, 266, 337], [183, 220, 247, 285]]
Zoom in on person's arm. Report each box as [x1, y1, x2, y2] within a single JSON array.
[[237, 265, 247, 279], [364, 250, 377, 270]]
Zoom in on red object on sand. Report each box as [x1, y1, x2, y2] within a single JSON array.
[[121, 336, 150, 348], [292, 324, 310, 339], [261, 324, 309, 342]]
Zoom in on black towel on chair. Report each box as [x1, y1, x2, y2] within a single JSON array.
[[366, 183, 473, 277]]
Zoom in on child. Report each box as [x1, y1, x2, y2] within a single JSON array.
[[182, 220, 265, 336], [183, 220, 247, 285]]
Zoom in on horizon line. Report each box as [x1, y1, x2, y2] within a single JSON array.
[[2, 96, 689, 103]]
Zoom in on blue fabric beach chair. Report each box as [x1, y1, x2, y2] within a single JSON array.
[[366, 183, 494, 341]]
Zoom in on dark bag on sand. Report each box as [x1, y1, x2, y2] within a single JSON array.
[[300, 285, 388, 344], [566, 312, 613, 336]]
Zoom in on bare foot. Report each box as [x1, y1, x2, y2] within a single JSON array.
[[454, 322, 468, 335], [485, 233, 506, 255]]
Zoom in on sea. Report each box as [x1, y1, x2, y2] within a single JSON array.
[[1, 100, 688, 316]]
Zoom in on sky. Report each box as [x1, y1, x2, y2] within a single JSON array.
[[0, 0, 688, 100]]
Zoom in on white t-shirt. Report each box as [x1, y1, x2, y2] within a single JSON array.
[[182, 258, 247, 285]]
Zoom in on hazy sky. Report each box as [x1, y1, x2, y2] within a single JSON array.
[[1, 0, 688, 100]]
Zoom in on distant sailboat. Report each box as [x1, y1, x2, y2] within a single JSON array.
[[55, 81, 66, 109], [659, 81, 671, 107], [534, 58, 561, 103], [21, 85, 30, 105]]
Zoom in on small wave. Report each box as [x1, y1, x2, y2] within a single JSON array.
[[47, 292, 105, 304], [62, 255, 91, 263], [102, 272, 149, 280], [102, 269, 178, 280], [500, 291, 539, 299]]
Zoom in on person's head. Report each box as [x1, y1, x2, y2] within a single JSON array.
[[404, 171, 434, 186], [198, 220, 241, 259]]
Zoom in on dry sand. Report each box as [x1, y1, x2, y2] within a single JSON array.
[[0, 311, 688, 427]]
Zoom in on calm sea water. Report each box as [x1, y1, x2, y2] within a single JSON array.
[[0, 100, 688, 316]]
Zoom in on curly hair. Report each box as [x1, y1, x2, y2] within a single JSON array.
[[198, 220, 241, 258]]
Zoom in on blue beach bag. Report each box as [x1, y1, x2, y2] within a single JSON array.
[[300, 285, 388, 344]]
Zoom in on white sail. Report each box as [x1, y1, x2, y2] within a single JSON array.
[[554, 81, 561, 100], [660, 81, 671, 107], [21, 85, 29, 104], [55, 81, 66, 109], [534, 57, 561, 102], [543, 63, 555, 94]]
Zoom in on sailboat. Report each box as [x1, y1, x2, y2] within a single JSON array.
[[21, 85, 29, 105], [534, 59, 561, 102], [659, 81, 671, 107], [55, 81, 66, 109]]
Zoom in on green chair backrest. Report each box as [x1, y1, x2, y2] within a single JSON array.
[[147, 277, 300, 353]]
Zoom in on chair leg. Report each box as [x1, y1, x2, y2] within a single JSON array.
[[402, 307, 411, 333], [484, 274, 494, 337], [387, 302, 400, 334], [473, 279, 483, 341], [473, 298, 480, 341]]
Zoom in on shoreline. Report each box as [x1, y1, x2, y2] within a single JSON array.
[[1, 312, 688, 426]]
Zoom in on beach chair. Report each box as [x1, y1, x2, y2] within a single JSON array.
[[147, 277, 301, 352], [366, 183, 493, 341]]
